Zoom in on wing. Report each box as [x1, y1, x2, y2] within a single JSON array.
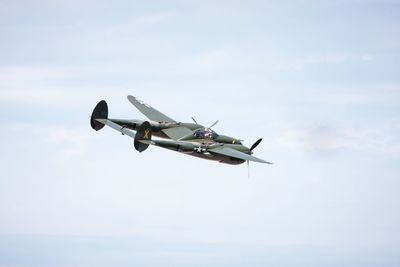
[[162, 126, 194, 141], [127, 95, 195, 140], [208, 146, 272, 164], [127, 95, 176, 123]]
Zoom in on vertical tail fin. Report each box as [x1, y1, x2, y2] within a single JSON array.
[[90, 100, 108, 131], [134, 121, 152, 152]]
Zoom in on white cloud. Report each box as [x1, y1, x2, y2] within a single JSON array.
[[169, 48, 251, 76], [275, 52, 375, 71], [0, 66, 125, 108], [0, 47, 250, 108], [0, 66, 72, 105], [134, 11, 176, 25], [33, 125, 93, 157], [2, 122, 94, 158], [278, 124, 400, 156]]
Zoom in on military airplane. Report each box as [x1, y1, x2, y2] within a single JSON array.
[[90, 95, 272, 165]]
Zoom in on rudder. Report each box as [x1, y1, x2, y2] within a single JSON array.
[[90, 100, 108, 131]]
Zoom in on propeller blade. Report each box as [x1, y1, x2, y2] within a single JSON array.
[[250, 138, 263, 151], [191, 117, 199, 125], [208, 120, 219, 129], [247, 160, 250, 179]]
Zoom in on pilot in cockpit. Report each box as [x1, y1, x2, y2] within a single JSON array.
[[193, 128, 219, 140], [204, 128, 212, 139]]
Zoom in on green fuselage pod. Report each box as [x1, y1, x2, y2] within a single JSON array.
[[109, 119, 203, 140], [110, 118, 241, 146]]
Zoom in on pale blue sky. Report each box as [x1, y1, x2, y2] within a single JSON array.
[[0, 0, 400, 266]]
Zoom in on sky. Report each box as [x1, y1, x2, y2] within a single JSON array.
[[0, 0, 400, 266]]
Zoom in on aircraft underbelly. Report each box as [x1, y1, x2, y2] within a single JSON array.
[[156, 144, 245, 165]]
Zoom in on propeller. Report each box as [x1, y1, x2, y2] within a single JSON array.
[[191, 117, 199, 125], [250, 138, 263, 151], [247, 160, 250, 179], [191, 117, 219, 129], [208, 120, 219, 129], [247, 138, 263, 179]]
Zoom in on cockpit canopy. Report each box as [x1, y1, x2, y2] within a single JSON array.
[[193, 128, 219, 139], [191, 128, 242, 145]]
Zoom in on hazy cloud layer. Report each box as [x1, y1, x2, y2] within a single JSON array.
[[0, 0, 400, 266]]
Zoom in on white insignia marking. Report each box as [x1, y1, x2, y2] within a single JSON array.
[[194, 146, 206, 153], [137, 98, 151, 108]]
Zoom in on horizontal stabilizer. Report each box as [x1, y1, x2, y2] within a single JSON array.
[[95, 119, 136, 138]]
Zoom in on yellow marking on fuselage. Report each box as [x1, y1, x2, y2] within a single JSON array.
[[144, 130, 150, 139]]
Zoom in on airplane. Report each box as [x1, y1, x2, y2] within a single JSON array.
[[90, 95, 272, 165]]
